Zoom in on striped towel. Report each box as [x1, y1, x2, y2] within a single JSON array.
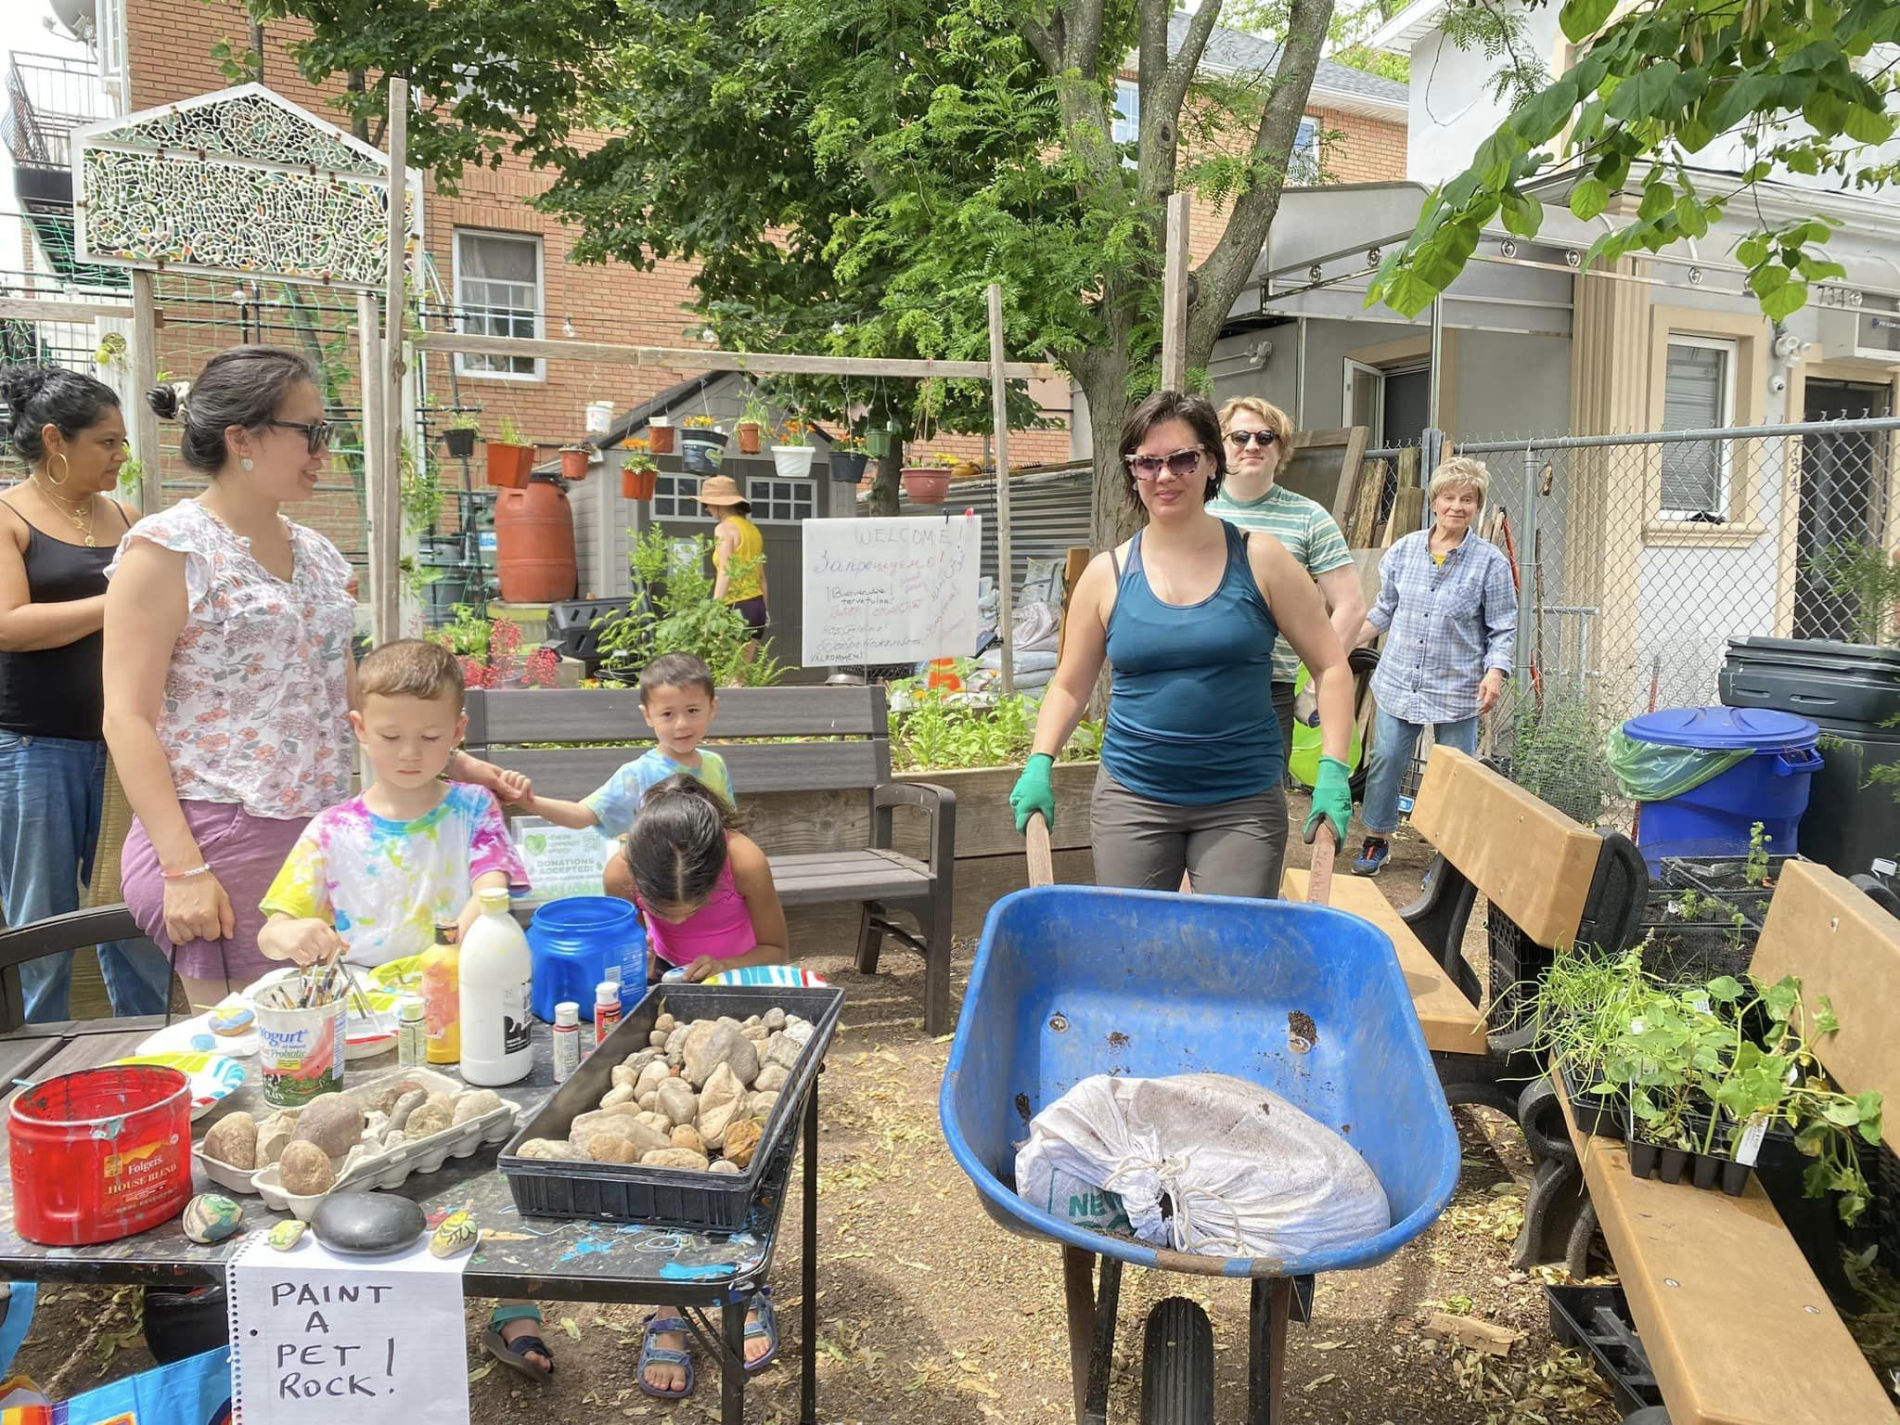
[[701, 965, 829, 988]]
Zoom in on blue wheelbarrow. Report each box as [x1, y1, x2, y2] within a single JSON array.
[[939, 820, 1461, 1423]]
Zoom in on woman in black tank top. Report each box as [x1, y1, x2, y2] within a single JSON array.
[[0, 366, 172, 1021]]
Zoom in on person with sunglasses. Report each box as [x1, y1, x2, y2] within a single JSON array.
[[1207, 398, 1365, 766], [1010, 390, 1356, 898], [102, 346, 524, 1007]]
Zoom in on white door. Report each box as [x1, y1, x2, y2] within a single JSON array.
[[1344, 360, 1385, 445]]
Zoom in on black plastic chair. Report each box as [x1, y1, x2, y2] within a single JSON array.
[[0, 905, 159, 1035]]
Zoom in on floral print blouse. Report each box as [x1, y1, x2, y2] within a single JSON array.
[[108, 499, 356, 821]]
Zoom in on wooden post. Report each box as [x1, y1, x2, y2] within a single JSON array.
[[129, 270, 159, 511], [358, 288, 384, 623], [987, 283, 1015, 694], [375, 77, 410, 643], [1160, 191, 1192, 392]]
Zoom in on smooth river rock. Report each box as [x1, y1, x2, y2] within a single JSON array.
[[311, 1192, 426, 1255]]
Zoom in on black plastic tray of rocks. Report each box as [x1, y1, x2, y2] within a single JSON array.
[[499, 983, 844, 1232]]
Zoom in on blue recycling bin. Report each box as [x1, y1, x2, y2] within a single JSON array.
[[1624, 707, 1822, 871]]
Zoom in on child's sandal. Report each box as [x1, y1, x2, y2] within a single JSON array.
[[744, 1288, 779, 1373], [637, 1313, 695, 1399]]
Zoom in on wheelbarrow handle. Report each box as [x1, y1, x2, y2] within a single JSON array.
[[1025, 811, 1056, 888], [1306, 824, 1336, 908]]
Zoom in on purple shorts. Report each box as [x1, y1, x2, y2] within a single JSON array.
[[121, 800, 308, 983], [732, 596, 768, 634]]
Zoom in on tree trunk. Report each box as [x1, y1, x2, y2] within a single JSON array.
[[868, 451, 899, 516]]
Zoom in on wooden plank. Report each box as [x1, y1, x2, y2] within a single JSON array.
[[1057, 545, 1091, 661], [1281, 870, 1486, 1056], [0, 297, 134, 322], [497, 742, 885, 800], [470, 686, 888, 742], [1556, 1078, 1896, 1425], [1160, 193, 1192, 392], [1346, 457, 1386, 547], [129, 271, 160, 512], [415, 332, 1054, 381], [1397, 444, 1422, 489], [1384, 487, 1425, 548], [1750, 859, 1900, 1148], [1410, 746, 1599, 950]]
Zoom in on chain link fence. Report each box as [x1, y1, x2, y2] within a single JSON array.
[[1456, 416, 1900, 829]]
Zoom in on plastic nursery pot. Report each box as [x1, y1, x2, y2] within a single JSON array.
[[1627, 1139, 1660, 1180], [560, 448, 591, 481], [1721, 1158, 1752, 1196], [444, 427, 478, 459], [830, 452, 869, 484], [1556, 1059, 1623, 1140], [1692, 1153, 1721, 1190], [736, 421, 763, 455], [680, 428, 727, 475], [902, 467, 950, 504], [486, 441, 535, 490], [1657, 1147, 1690, 1184], [648, 424, 676, 456], [771, 445, 815, 480], [621, 465, 657, 501]]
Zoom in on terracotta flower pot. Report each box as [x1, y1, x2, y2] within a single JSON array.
[[622, 464, 658, 501], [648, 424, 676, 455], [485, 441, 535, 490], [902, 467, 950, 504], [560, 448, 591, 482], [737, 421, 764, 455]]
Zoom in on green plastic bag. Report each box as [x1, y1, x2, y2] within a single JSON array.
[[1605, 728, 1750, 801], [1287, 664, 1365, 789]]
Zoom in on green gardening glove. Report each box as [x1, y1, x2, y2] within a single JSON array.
[[1303, 754, 1352, 846], [1011, 753, 1056, 834]]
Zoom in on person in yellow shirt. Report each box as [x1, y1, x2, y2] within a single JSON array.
[[696, 475, 767, 669]]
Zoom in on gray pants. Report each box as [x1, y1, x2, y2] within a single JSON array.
[[1091, 767, 1288, 899]]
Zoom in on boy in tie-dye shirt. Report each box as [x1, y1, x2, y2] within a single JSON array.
[[258, 640, 529, 969]]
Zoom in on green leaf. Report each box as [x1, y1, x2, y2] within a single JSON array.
[[1638, 181, 1673, 221], [1511, 76, 1581, 145], [1560, 0, 1616, 45], [1705, 975, 1744, 1003], [1842, 103, 1897, 144], [1813, 996, 1841, 1034], [1797, 256, 1847, 283], [1803, 89, 1851, 136], [1607, 61, 1682, 123], [1822, 1099, 1863, 1127], [1472, 129, 1525, 189], [1760, 280, 1809, 321], [1570, 177, 1611, 221], [1500, 188, 1544, 238]]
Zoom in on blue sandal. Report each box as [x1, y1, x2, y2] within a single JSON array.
[[744, 1288, 779, 1373], [638, 1313, 695, 1399], [481, 1302, 553, 1383]]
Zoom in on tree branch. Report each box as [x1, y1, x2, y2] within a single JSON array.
[[1140, 0, 1224, 207], [1187, 0, 1334, 363], [1023, 18, 1061, 74]]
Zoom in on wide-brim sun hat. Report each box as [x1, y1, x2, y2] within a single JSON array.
[[695, 475, 747, 507]]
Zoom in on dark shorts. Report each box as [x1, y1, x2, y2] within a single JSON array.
[[732, 596, 768, 634]]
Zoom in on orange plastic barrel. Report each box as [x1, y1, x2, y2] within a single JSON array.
[[495, 475, 578, 603]]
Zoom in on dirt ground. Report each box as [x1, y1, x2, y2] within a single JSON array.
[[15, 808, 1623, 1424]]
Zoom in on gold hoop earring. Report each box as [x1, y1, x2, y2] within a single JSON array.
[[47, 452, 71, 487]]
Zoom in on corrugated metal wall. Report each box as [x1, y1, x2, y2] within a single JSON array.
[[895, 464, 1097, 594]]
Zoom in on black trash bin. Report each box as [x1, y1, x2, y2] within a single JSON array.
[[1720, 637, 1900, 877]]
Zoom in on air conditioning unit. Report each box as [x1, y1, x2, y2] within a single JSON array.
[[1814, 291, 1900, 362]]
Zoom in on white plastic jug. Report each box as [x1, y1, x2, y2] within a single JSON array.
[[459, 887, 534, 1086]]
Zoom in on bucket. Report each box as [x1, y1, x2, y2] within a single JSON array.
[[253, 986, 347, 1108], [585, 400, 615, 434], [680, 429, 727, 475], [528, 896, 646, 1022], [1624, 707, 1821, 871], [9, 1065, 191, 1245]]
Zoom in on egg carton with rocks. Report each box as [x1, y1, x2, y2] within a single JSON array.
[[202, 1068, 516, 1219]]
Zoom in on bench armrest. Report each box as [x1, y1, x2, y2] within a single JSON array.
[[1399, 855, 1481, 1004], [0, 905, 143, 970], [871, 781, 958, 878]]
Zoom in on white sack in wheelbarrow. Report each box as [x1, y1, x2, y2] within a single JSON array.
[[1014, 1073, 1390, 1259]]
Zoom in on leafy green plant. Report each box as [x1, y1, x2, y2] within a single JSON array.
[[446, 412, 481, 434], [116, 457, 143, 498], [496, 415, 529, 447], [399, 443, 443, 536], [886, 670, 1101, 771], [1800, 540, 1900, 647], [1509, 690, 1609, 825], [739, 390, 772, 428], [432, 603, 493, 660], [593, 528, 784, 688], [1745, 821, 1773, 888]]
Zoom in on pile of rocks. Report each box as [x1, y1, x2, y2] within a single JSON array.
[[516, 1007, 815, 1174], [200, 1081, 506, 1196]]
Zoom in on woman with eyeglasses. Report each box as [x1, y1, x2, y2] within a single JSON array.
[[1010, 390, 1356, 897], [1207, 397, 1365, 763], [102, 346, 520, 1003]]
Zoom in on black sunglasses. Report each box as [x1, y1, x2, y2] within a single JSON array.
[[1225, 429, 1278, 449], [267, 419, 334, 455]]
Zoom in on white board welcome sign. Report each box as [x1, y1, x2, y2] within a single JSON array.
[[801, 515, 981, 667]]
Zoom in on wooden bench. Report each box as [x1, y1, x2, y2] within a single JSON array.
[[1553, 859, 1899, 1425], [463, 684, 961, 1033]]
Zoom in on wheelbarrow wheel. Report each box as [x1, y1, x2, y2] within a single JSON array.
[[1140, 1297, 1215, 1425]]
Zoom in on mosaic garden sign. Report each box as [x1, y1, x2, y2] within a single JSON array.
[[73, 83, 419, 288]]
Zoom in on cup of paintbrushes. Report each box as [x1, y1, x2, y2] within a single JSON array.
[[254, 970, 347, 1108]]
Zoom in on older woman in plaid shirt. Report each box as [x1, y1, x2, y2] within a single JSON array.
[[1352, 457, 1517, 876]]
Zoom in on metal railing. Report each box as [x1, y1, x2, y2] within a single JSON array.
[[3, 52, 113, 170]]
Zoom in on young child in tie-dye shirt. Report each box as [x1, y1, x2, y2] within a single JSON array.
[[258, 640, 529, 969]]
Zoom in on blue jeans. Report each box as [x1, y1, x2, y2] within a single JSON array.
[[1361, 710, 1479, 837], [0, 732, 172, 1022]]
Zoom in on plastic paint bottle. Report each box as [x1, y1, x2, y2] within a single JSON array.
[[397, 995, 426, 1067], [420, 922, 461, 1065], [593, 979, 622, 1052], [459, 888, 535, 1087], [551, 1001, 581, 1083]]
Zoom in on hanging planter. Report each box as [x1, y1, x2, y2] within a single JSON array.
[[648, 419, 676, 456], [679, 424, 728, 475], [902, 466, 950, 504], [485, 439, 535, 490], [866, 428, 894, 459], [444, 423, 479, 459], [737, 421, 764, 456], [622, 463, 658, 501], [560, 446, 592, 482], [771, 445, 815, 479], [830, 452, 869, 485]]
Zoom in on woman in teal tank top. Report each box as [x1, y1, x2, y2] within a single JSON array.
[[1009, 391, 1357, 898]]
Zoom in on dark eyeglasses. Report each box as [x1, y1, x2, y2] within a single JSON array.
[[267, 419, 334, 455], [1225, 429, 1278, 449], [1123, 448, 1205, 482]]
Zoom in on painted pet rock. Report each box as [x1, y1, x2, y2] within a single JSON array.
[[209, 1004, 256, 1037], [266, 1218, 308, 1251], [182, 1193, 244, 1245], [429, 1211, 479, 1259]]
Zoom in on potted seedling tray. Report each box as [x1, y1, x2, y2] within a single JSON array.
[[1545, 1284, 1663, 1416], [1554, 1058, 1624, 1140], [1626, 1105, 1794, 1196], [1634, 887, 1759, 984], [1658, 853, 1801, 930], [499, 983, 844, 1232]]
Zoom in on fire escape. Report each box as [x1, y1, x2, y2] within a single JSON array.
[[3, 51, 125, 296]]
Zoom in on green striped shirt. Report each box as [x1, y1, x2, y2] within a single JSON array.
[[1205, 482, 1352, 682]]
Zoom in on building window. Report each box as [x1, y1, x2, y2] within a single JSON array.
[[1291, 116, 1320, 184], [1658, 336, 1736, 518], [454, 231, 542, 380], [651, 473, 711, 521], [749, 477, 816, 525], [1112, 79, 1139, 160]]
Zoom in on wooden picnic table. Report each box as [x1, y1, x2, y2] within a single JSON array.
[[0, 1020, 819, 1425]]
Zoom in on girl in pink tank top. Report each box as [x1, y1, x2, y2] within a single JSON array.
[[607, 774, 790, 982]]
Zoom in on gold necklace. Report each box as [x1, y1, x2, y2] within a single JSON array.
[[33, 476, 97, 546]]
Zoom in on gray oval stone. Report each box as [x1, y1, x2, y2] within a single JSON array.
[[310, 1192, 426, 1255]]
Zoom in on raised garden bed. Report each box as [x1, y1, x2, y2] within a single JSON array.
[[1658, 852, 1801, 930], [1634, 885, 1758, 983]]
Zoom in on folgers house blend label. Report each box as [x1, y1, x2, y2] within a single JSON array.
[[104, 1135, 184, 1213]]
